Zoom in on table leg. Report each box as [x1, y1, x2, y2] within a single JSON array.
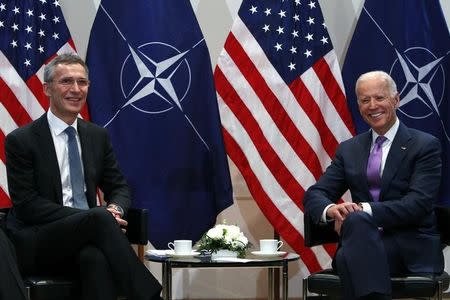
[[162, 260, 172, 300], [268, 268, 274, 300], [282, 260, 288, 300]]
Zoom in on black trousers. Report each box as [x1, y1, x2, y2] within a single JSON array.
[[11, 207, 161, 300], [0, 228, 27, 300], [334, 211, 394, 300]]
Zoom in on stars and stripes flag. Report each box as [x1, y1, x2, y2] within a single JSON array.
[[214, 0, 355, 273], [0, 0, 86, 207]]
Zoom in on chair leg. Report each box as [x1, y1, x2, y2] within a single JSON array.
[[138, 244, 144, 262], [436, 279, 443, 300], [303, 278, 308, 300], [26, 286, 31, 300]]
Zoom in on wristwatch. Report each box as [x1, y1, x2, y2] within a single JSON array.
[[108, 204, 124, 217]]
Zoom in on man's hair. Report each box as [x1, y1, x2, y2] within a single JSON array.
[[43, 53, 89, 82], [355, 70, 398, 97]]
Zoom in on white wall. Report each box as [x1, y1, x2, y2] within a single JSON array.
[[60, 1, 450, 298]]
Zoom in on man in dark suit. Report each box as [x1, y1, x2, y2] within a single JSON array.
[[5, 53, 162, 300], [303, 71, 444, 300]]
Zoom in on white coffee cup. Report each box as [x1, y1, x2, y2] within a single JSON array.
[[260, 239, 283, 253], [168, 240, 192, 254]]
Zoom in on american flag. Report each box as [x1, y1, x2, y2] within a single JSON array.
[[0, 0, 86, 207], [215, 0, 355, 273]]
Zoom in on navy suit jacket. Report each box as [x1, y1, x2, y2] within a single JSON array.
[[5, 113, 130, 232], [304, 122, 444, 274]]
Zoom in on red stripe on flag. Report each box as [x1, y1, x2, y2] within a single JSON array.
[[216, 68, 303, 208], [0, 129, 5, 162], [289, 77, 339, 160], [80, 103, 91, 121], [68, 38, 77, 52], [313, 58, 356, 136], [0, 78, 33, 126], [27, 75, 49, 112], [222, 128, 323, 273], [224, 33, 323, 180], [0, 187, 11, 208]]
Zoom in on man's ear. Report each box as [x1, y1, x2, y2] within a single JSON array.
[[394, 93, 400, 109], [43, 82, 51, 97]]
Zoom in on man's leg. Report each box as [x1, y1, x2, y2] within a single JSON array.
[[0, 229, 27, 300], [336, 211, 391, 299], [78, 245, 117, 300], [19, 207, 161, 300]]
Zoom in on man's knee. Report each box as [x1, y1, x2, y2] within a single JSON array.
[[78, 245, 108, 268], [343, 211, 373, 227], [86, 207, 117, 228], [341, 211, 378, 238]]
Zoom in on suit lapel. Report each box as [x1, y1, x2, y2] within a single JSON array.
[[380, 123, 411, 200], [32, 114, 63, 203], [359, 132, 373, 199], [77, 120, 96, 207]]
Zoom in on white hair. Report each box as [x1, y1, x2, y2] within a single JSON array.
[[355, 71, 398, 97]]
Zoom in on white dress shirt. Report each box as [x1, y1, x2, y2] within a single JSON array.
[[47, 110, 86, 207]]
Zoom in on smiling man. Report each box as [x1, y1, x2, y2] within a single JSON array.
[[5, 53, 162, 300], [303, 71, 444, 300]]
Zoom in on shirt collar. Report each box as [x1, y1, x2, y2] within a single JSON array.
[[371, 117, 399, 144], [47, 110, 78, 136]]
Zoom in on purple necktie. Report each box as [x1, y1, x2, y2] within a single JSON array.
[[367, 136, 386, 202]]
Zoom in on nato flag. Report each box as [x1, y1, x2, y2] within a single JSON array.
[[343, 0, 450, 205], [86, 0, 233, 248]]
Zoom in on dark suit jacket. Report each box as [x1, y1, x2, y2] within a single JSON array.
[[5, 113, 130, 232], [303, 122, 444, 274]]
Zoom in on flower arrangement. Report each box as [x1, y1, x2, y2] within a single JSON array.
[[197, 223, 251, 258]]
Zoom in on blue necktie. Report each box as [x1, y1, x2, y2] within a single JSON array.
[[367, 136, 387, 202], [65, 127, 89, 209]]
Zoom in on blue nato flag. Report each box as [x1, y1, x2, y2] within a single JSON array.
[[343, 0, 450, 205], [86, 0, 233, 248]]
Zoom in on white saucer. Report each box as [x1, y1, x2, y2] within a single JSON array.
[[251, 251, 287, 257], [167, 250, 200, 258]]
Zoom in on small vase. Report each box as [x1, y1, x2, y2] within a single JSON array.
[[211, 249, 238, 259]]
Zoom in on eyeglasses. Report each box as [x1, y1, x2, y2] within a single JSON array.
[[48, 78, 90, 88]]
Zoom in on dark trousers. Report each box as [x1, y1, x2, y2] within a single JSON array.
[[11, 207, 161, 300], [0, 228, 27, 300], [334, 211, 398, 300]]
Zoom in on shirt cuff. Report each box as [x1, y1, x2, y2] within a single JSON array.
[[321, 204, 336, 222], [359, 202, 373, 216]]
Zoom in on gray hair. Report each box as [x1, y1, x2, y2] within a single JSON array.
[[355, 71, 398, 97], [43, 53, 89, 82]]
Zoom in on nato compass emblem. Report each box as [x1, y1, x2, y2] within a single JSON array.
[[363, 6, 449, 141], [100, 4, 210, 150], [390, 47, 449, 141]]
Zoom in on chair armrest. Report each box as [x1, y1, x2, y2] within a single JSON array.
[[304, 212, 339, 247], [125, 208, 148, 245], [0, 208, 9, 231], [434, 206, 450, 246]]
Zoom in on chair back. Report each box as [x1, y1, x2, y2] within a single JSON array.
[[434, 206, 450, 246], [304, 212, 338, 247]]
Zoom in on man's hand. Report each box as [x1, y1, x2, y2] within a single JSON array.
[[106, 206, 128, 232], [326, 202, 361, 235]]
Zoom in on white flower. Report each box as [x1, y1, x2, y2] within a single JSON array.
[[237, 234, 248, 246], [198, 223, 251, 258], [206, 227, 224, 240]]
